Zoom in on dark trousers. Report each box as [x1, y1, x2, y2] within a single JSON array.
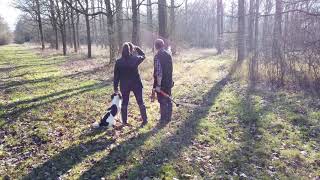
[[157, 88, 173, 122], [120, 85, 147, 124]]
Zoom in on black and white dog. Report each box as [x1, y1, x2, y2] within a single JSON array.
[[92, 93, 122, 128]]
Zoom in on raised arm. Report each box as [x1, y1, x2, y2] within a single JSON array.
[[134, 46, 146, 65]]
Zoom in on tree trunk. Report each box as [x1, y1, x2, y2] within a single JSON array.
[[170, 0, 176, 54], [35, 0, 45, 50], [105, 0, 116, 63], [70, 0, 77, 52], [76, 1, 80, 48], [262, 0, 272, 57], [147, 0, 153, 30], [91, 0, 97, 45], [272, 0, 284, 85], [116, 0, 123, 50], [61, 0, 67, 55], [67, 8, 73, 48], [85, 0, 92, 58], [49, 0, 58, 50], [98, 0, 103, 47], [216, 0, 223, 54], [248, 0, 254, 53], [237, 0, 245, 62], [250, 0, 260, 82], [158, 0, 168, 42], [85, 14, 92, 58], [132, 0, 140, 45]]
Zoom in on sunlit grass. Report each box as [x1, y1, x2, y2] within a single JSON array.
[[0, 44, 319, 179]]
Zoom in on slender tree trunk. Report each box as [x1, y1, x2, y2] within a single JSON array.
[[98, 0, 103, 47], [253, 0, 259, 58], [105, 0, 116, 63], [132, 0, 140, 45], [49, 0, 59, 50], [170, 0, 176, 54], [250, 0, 260, 82], [147, 0, 153, 30], [75, 1, 80, 48], [85, 15, 92, 58], [35, 0, 45, 50], [59, 0, 67, 55], [248, 0, 254, 53], [116, 0, 123, 50], [237, 0, 245, 62], [67, 8, 73, 48], [158, 0, 168, 42], [91, 0, 97, 45], [272, 0, 284, 85], [76, 13, 80, 48], [216, 0, 223, 54], [70, 0, 77, 52], [169, 0, 175, 38], [212, 1, 216, 46], [85, 0, 92, 58]]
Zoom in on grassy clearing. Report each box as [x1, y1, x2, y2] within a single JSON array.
[[0, 45, 319, 179]]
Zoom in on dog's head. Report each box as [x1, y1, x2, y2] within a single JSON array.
[[111, 93, 122, 107]]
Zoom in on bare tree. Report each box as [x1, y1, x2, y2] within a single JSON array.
[[70, 0, 77, 52], [49, 0, 59, 50], [105, 0, 116, 62], [216, 0, 223, 54], [248, 0, 254, 53], [35, 0, 45, 50], [55, 0, 67, 55], [132, 0, 140, 45], [116, 0, 124, 50], [237, 0, 245, 61], [158, 0, 168, 41], [147, 0, 153, 31], [272, 0, 284, 85]]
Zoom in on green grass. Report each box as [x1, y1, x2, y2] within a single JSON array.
[[0, 45, 319, 179]]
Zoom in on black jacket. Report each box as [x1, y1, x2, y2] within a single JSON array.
[[153, 49, 173, 90], [114, 48, 145, 91]]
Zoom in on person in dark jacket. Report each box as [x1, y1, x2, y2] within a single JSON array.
[[114, 42, 148, 127], [152, 39, 173, 123]]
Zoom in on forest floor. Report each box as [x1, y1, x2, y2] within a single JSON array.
[[0, 44, 319, 179]]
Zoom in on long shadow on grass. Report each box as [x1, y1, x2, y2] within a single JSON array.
[[22, 125, 164, 180], [213, 80, 272, 177], [22, 137, 116, 180], [2, 79, 110, 109], [0, 66, 109, 90], [78, 61, 242, 179], [1, 81, 110, 122]]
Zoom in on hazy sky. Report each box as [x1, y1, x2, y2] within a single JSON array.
[[0, 0, 21, 31], [0, 0, 233, 31]]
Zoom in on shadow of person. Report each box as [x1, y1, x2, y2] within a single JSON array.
[[22, 122, 166, 180]]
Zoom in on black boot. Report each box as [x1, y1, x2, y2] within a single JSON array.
[[159, 103, 167, 124], [139, 105, 148, 127], [121, 106, 128, 125]]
